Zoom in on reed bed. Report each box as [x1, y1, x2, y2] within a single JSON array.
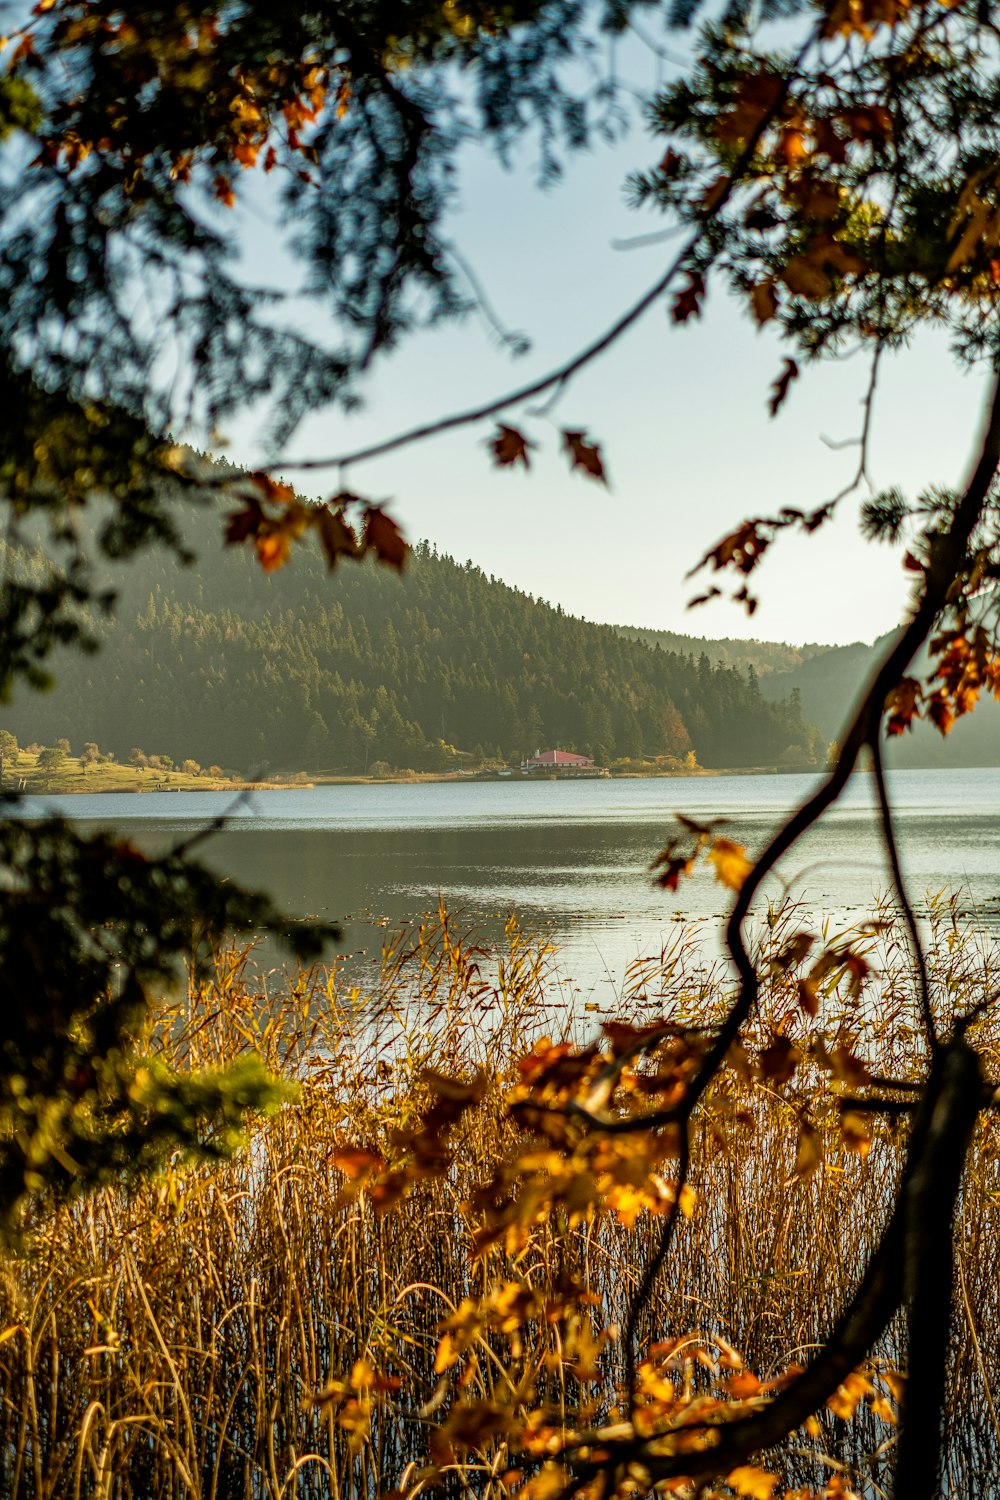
[[1, 904, 999, 1499]]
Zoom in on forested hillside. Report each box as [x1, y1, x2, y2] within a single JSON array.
[[616, 626, 834, 678], [763, 634, 1000, 768], [3, 507, 820, 775]]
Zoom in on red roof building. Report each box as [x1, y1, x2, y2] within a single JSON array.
[[523, 748, 594, 769]]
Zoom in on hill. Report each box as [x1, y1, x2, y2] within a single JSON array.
[[615, 626, 834, 678], [762, 633, 1000, 767], [0, 506, 822, 775]]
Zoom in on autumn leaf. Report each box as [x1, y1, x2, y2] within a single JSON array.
[[707, 837, 753, 891], [363, 506, 407, 569], [650, 847, 695, 892], [316, 506, 358, 569], [224, 499, 263, 545], [758, 1035, 798, 1084], [255, 530, 291, 572], [794, 1118, 822, 1176], [672, 270, 705, 323], [885, 676, 922, 735], [768, 357, 800, 416], [839, 1109, 872, 1157], [725, 1370, 763, 1398], [249, 470, 296, 505], [750, 280, 779, 325], [330, 1146, 386, 1178], [562, 430, 607, 484], [726, 1464, 779, 1499], [213, 173, 236, 207], [827, 1369, 874, 1420], [491, 424, 535, 470], [770, 931, 815, 975]]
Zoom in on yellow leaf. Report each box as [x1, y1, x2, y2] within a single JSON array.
[[827, 1370, 874, 1420], [529, 1464, 571, 1499], [678, 1182, 698, 1217], [707, 838, 753, 891], [726, 1464, 779, 1499], [794, 1119, 822, 1177]]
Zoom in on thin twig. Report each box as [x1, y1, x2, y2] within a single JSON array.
[[239, 32, 820, 478]]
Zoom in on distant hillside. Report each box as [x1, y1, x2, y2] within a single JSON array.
[[1, 506, 821, 775], [762, 633, 1000, 767], [616, 626, 834, 678]]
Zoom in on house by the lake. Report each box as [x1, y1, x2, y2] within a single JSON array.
[[522, 749, 608, 777]]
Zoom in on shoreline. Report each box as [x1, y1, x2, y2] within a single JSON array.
[[17, 764, 834, 795]]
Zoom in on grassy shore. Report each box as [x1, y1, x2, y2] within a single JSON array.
[[1, 907, 998, 1498], [2, 749, 306, 795]]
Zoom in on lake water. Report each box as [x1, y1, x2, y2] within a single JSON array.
[[12, 768, 1000, 1002]]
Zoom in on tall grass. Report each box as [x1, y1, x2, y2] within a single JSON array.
[[1, 904, 999, 1498]]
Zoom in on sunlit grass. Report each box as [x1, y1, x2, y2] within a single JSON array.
[[1, 904, 998, 1498]]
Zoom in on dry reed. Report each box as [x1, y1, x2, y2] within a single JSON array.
[[1, 903, 998, 1499]]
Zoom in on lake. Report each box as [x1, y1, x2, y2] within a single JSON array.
[[12, 767, 1000, 1003]]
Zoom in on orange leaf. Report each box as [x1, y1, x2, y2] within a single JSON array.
[[250, 470, 296, 505], [255, 530, 291, 572], [330, 1146, 386, 1178], [213, 173, 236, 207]]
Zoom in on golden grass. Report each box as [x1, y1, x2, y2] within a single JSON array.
[[1, 905, 999, 1498]]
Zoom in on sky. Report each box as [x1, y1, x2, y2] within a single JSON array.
[[222, 28, 997, 651]]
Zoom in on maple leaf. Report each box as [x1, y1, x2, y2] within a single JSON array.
[[650, 847, 695, 892], [770, 931, 815, 975], [794, 1119, 822, 1177], [839, 1109, 872, 1157], [224, 499, 263, 545], [671, 270, 705, 323], [827, 1370, 875, 1420], [885, 676, 922, 735], [363, 506, 407, 569], [255, 529, 291, 572], [213, 173, 236, 207], [316, 506, 358, 569], [491, 424, 535, 470], [707, 837, 753, 890], [330, 1146, 386, 1178], [726, 1465, 779, 1499], [758, 1035, 798, 1084], [750, 280, 779, 325], [562, 430, 607, 484], [249, 470, 295, 505], [768, 357, 800, 416]]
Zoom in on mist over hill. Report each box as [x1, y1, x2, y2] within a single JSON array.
[[761, 634, 1000, 768], [1, 506, 822, 775]]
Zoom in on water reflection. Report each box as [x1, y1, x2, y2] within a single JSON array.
[[14, 768, 1000, 998]]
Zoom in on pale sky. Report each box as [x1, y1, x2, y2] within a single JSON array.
[[223, 38, 996, 650]]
